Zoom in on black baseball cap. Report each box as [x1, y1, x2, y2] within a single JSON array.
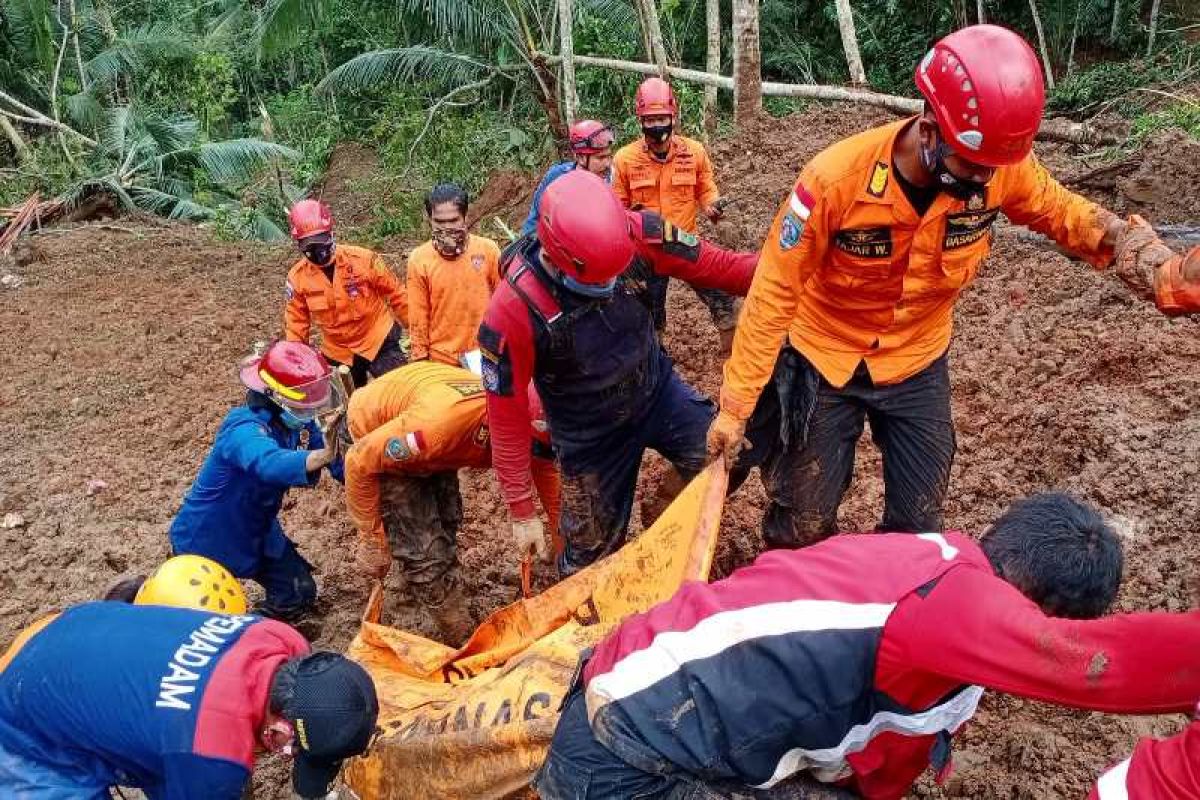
[[272, 651, 380, 798]]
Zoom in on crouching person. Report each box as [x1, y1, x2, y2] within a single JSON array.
[[536, 493, 1200, 800], [0, 602, 377, 799], [170, 341, 342, 622], [345, 360, 559, 645]]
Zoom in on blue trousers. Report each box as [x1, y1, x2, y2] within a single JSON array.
[[0, 738, 111, 800], [555, 371, 715, 575], [250, 537, 317, 620]]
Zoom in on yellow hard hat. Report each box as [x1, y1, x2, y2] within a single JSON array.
[[134, 555, 248, 614]]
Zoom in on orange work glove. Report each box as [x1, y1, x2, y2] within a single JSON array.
[[355, 527, 392, 580], [706, 409, 748, 467], [1154, 245, 1200, 315]]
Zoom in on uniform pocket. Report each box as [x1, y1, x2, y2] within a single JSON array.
[[305, 291, 333, 324]]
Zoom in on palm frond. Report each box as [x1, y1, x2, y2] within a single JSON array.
[[85, 24, 196, 85], [2, 0, 57, 74], [396, 0, 506, 49], [58, 175, 137, 213], [64, 90, 106, 133], [102, 104, 134, 158], [254, 0, 325, 56], [193, 138, 299, 183], [129, 186, 213, 220], [240, 207, 290, 241], [576, 0, 638, 40], [318, 45, 494, 95]]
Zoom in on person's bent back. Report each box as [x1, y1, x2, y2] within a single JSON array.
[[535, 493, 1200, 800]]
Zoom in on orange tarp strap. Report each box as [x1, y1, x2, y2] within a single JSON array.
[[341, 462, 729, 800]]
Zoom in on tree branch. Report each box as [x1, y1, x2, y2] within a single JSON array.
[[0, 90, 97, 146], [0, 116, 31, 163], [403, 77, 494, 176], [542, 53, 1121, 146]]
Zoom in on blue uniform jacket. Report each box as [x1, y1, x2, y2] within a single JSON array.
[[169, 403, 341, 577], [521, 161, 577, 236], [0, 603, 309, 800]]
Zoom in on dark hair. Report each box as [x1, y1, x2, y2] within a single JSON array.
[[103, 575, 146, 603], [981, 492, 1123, 619], [424, 183, 469, 217]]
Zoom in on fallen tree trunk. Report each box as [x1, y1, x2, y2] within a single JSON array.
[[542, 54, 1122, 146]]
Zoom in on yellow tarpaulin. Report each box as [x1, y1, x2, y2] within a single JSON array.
[[341, 462, 729, 800]]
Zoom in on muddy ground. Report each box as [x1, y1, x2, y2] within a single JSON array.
[[1, 105, 1198, 798]]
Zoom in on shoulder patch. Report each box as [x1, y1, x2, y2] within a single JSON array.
[[447, 380, 484, 398], [789, 182, 817, 221], [779, 213, 804, 251], [285, 280, 295, 301], [868, 161, 889, 198], [385, 437, 411, 461]]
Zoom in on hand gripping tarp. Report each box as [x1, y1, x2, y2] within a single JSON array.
[[340, 463, 729, 799]]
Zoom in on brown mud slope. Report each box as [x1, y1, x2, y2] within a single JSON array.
[[0, 106, 1196, 797]]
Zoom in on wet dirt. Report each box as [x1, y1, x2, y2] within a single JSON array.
[[1, 106, 1198, 797]]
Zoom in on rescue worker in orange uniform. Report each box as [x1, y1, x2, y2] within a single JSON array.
[[407, 184, 501, 365], [709, 24, 1200, 549], [284, 199, 409, 387], [345, 360, 559, 644], [612, 77, 737, 347]]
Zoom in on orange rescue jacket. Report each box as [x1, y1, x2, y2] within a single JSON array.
[[344, 361, 560, 547], [612, 135, 720, 233], [406, 234, 501, 365], [720, 118, 1117, 419], [284, 244, 409, 364]]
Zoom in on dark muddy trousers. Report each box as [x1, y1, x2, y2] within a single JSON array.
[[331, 323, 408, 388], [534, 687, 857, 800], [734, 347, 955, 549], [379, 471, 462, 604], [648, 274, 738, 332], [556, 372, 715, 576], [251, 537, 318, 621]]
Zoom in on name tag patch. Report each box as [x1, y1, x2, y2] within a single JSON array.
[[835, 227, 893, 259], [943, 208, 1000, 250]]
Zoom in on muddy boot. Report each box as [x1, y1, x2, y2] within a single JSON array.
[[427, 581, 475, 648]]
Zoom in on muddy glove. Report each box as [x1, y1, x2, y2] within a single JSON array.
[[703, 200, 726, 223], [1113, 215, 1176, 299], [706, 409, 749, 466], [355, 528, 392, 580], [512, 517, 550, 563], [1153, 245, 1200, 315]]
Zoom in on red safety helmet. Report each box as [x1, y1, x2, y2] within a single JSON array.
[[569, 119, 614, 155], [289, 199, 334, 240], [537, 170, 635, 288], [240, 341, 332, 410], [634, 77, 677, 118], [915, 24, 1045, 167]]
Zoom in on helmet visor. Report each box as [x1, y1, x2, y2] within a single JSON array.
[[262, 371, 333, 411], [572, 126, 614, 154]]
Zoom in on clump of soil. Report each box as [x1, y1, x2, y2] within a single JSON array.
[[1, 107, 1198, 798], [316, 142, 386, 229]]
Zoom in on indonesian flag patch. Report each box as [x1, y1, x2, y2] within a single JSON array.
[[789, 182, 816, 221]]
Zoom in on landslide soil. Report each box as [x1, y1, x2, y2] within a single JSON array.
[[1, 106, 1198, 798]]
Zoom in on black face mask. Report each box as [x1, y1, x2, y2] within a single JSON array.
[[921, 140, 988, 203], [303, 241, 335, 267], [642, 123, 673, 146]]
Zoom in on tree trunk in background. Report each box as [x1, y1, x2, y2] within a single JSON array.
[[1109, 0, 1121, 41], [833, 0, 867, 86], [1027, 0, 1056, 90], [531, 57, 569, 144], [1147, 0, 1162, 55], [704, 0, 720, 140], [557, 0, 577, 128], [976, 0, 986, 24], [732, 0, 762, 123], [0, 115, 31, 163], [635, 0, 670, 77]]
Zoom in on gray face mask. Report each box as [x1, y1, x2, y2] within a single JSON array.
[[302, 240, 335, 266]]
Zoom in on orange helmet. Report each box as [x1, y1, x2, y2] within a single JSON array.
[[915, 25, 1045, 167], [289, 199, 333, 240], [634, 77, 677, 118]]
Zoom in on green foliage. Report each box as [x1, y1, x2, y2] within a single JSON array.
[[1048, 43, 1200, 116], [1132, 102, 1200, 143], [187, 52, 238, 137]]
